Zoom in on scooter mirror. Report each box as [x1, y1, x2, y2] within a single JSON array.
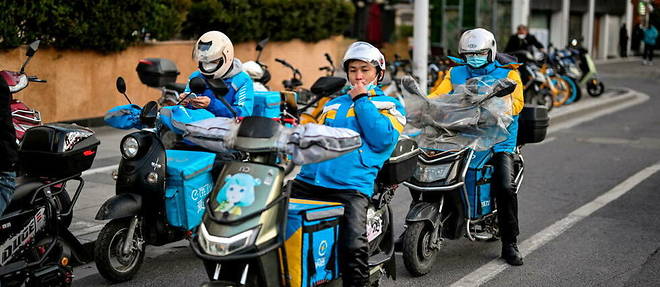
[[189, 77, 207, 95], [492, 82, 517, 98], [26, 40, 40, 57], [116, 77, 127, 94], [140, 101, 159, 127], [256, 38, 269, 51]]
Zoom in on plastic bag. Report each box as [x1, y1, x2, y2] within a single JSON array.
[[403, 75, 515, 151]]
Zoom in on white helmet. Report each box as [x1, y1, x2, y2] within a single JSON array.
[[242, 61, 264, 80], [193, 31, 234, 79], [342, 41, 386, 73], [458, 28, 497, 63]]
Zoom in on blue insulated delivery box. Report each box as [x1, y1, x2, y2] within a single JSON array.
[[285, 199, 344, 287], [253, 91, 282, 119], [165, 150, 216, 230], [464, 150, 494, 219]]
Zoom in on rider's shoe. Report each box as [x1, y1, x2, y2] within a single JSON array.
[[501, 242, 523, 266]]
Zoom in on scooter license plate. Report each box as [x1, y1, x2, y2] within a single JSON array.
[[366, 208, 383, 242]]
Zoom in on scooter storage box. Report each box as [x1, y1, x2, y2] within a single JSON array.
[[285, 198, 344, 287], [377, 137, 419, 185], [253, 91, 282, 119], [19, 124, 99, 177], [517, 105, 549, 145], [464, 150, 494, 219], [165, 150, 216, 230], [136, 58, 180, 88]]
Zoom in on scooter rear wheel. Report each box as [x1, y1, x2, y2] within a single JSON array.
[[402, 221, 440, 277], [94, 218, 145, 283]]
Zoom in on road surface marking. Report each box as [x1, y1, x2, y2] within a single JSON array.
[[450, 161, 660, 287]]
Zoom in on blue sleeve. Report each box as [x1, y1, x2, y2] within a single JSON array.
[[353, 97, 403, 153], [206, 95, 234, 118], [232, 73, 254, 117]]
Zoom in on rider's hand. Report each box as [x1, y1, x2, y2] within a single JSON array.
[[191, 96, 211, 109], [349, 80, 367, 99], [178, 92, 191, 106]]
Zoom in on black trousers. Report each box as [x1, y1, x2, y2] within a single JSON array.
[[644, 44, 655, 61], [289, 180, 369, 287], [492, 152, 520, 243]]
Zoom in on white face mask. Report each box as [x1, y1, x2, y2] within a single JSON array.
[[348, 79, 377, 91], [517, 34, 526, 39]]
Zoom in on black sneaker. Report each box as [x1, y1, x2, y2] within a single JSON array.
[[501, 242, 523, 266]]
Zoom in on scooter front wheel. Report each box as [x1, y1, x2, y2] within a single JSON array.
[[587, 81, 604, 97], [94, 218, 145, 283], [402, 221, 440, 277]]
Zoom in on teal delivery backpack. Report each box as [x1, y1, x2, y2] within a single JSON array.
[[284, 198, 344, 287], [165, 150, 216, 230]]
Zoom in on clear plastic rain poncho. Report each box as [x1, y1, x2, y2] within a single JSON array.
[[402, 75, 515, 151]]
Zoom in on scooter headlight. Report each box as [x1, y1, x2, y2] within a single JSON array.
[[121, 136, 140, 159], [414, 163, 452, 183], [198, 223, 261, 256]]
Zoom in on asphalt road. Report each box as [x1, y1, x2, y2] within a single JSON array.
[[70, 60, 660, 286]]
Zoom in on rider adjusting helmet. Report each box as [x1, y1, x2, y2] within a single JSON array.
[[458, 28, 497, 69], [342, 41, 386, 82], [192, 31, 234, 79]]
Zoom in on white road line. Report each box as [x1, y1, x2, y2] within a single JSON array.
[[450, 161, 660, 287], [81, 164, 118, 177]]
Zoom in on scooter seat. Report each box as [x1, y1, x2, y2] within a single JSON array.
[[12, 177, 44, 203]]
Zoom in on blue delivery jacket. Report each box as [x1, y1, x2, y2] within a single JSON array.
[[296, 88, 406, 196], [184, 70, 254, 118]]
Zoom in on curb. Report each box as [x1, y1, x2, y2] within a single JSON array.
[[548, 88, 649, 134], [549, 88, 635, 125]]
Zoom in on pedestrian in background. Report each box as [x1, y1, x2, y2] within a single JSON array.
[[504, 24, 545, 54], [642, 24, 658, 65], [619, 23, 629, 57], [632, 23, 644, 56], [0, 76, 18, 215]]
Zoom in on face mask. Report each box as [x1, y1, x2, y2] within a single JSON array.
[[466, 55, 489, 68], [348, 80, 377, 91], [517, 34, 526, 39]]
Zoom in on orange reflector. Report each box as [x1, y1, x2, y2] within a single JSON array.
[[60, 257, 69, 266]]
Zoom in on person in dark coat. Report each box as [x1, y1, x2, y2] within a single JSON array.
[[632, 23, 644, 56], [619, 23, 629, 57], [504, 24, 545, 54]]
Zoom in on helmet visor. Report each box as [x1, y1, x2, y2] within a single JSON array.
[[199, 58, 224, 74]]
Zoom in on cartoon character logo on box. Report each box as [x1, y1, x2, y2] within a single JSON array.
[[214, 173, 261, 215]]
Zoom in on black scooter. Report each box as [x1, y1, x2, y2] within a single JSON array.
[[1, 124, 97, 286], [93, 75, 235, 283]]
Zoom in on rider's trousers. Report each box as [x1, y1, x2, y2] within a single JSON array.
[[492, 152, 520, 243], [290, 179, 370, 287]]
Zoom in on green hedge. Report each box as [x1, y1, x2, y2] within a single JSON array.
[[181, 0, 356, 43], [0, 0, 354, 52], [0, 0, 190, 52]]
